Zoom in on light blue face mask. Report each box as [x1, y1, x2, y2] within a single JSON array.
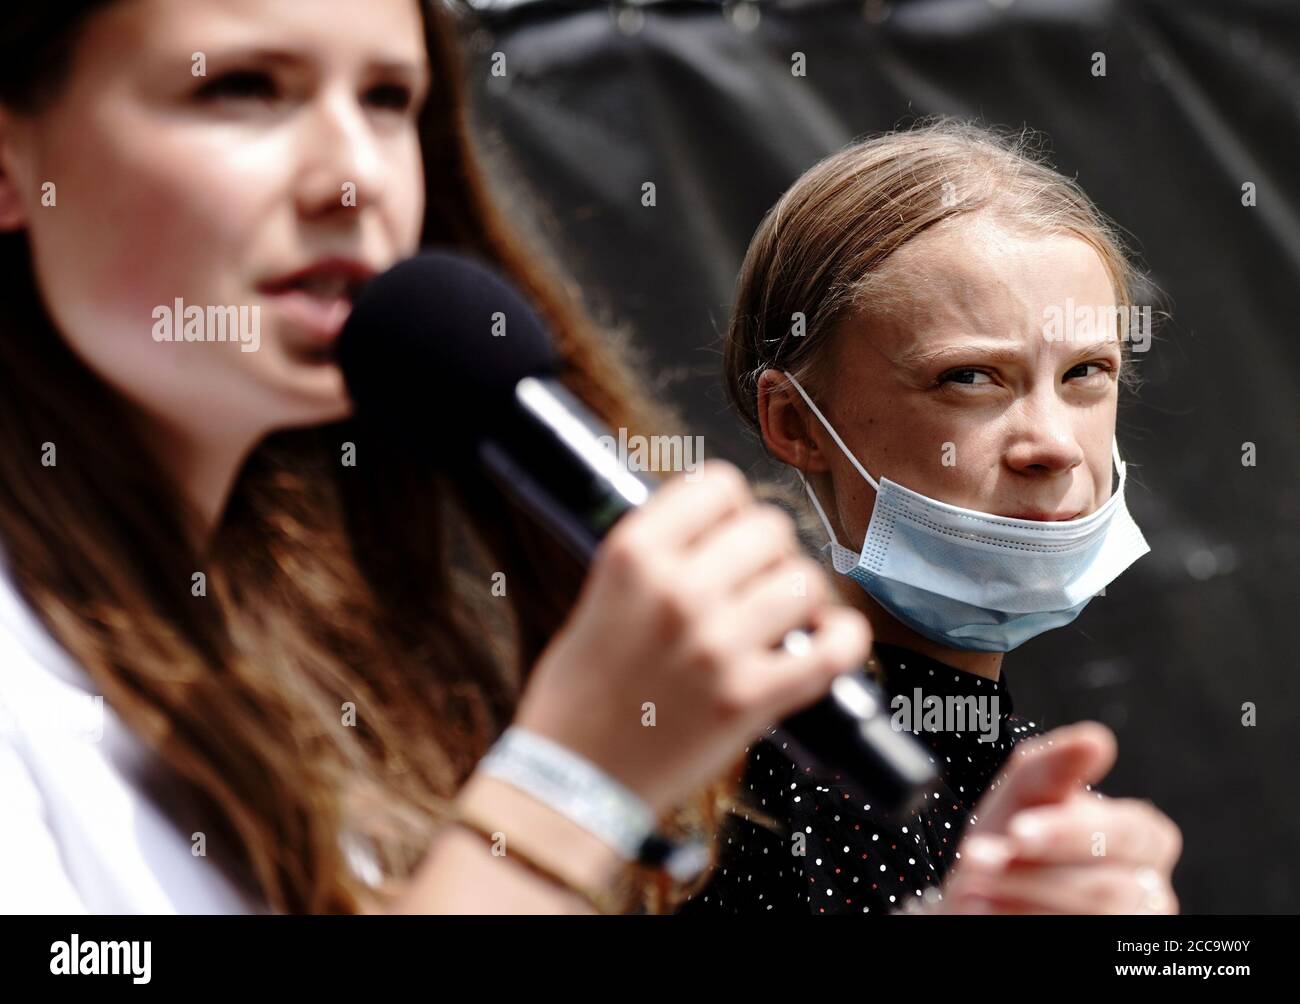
[[782, 371, 1151, 653]]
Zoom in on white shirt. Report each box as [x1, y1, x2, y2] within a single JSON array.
[[0, 555, 261, 914]]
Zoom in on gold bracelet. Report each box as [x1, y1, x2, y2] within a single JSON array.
[[448, 805, 626, 915]]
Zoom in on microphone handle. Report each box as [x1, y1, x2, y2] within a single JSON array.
[[774, 631, 934, 813]]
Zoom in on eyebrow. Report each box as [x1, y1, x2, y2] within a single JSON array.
[[898, 338, 1123, 369], [897, 342, 1028, 368], [203, 46, 430, 84]]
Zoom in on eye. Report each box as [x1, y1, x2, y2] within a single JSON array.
[[939, 367, 994, 387], [364, 82, 415, 112], [1063, 361, 1115, 382], [195, 70, 279, 103]]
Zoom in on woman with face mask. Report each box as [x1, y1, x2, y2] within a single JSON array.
[[683, 122, 1182, 915], [0, 0, 872, 914]]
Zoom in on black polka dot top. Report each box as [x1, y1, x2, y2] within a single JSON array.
[[680, 642, 1046, 915]]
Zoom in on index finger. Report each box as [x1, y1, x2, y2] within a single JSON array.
[[627, 459, 753, 551], [974, 721, 1117, 835]]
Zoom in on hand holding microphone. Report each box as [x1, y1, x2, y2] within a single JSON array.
[[516, 459, 872, 815]]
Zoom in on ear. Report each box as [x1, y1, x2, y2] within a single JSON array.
[[0, 109, 31, 232], [756, 368, 832, 474]]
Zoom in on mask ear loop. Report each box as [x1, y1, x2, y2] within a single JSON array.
[[782, 371, 881, 491], [781, 370, 882, 552], [793, 468, 842, 547]]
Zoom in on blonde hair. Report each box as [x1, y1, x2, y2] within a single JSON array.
[[724, 119, 1154, 432]]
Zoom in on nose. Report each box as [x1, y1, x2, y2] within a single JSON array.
[[292, 86, 388, 219], [1003, 390, 1086, 477]]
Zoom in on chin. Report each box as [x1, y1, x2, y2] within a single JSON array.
[[272, 370, 353, 427]]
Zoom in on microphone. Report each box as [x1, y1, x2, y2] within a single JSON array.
[[337, 250, 936, 815]]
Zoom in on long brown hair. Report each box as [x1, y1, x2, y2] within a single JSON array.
[[0, 0, 729, 913]]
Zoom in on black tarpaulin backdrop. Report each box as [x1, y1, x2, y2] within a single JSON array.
[[460, 0, 1300, 913]]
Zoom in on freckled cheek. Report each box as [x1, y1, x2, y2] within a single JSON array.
[[872, 413, 959, 480], [829, 478, 871, 548], [1094, 454, 1118, 504], [932, 439, 989, 493], [1087, 416, 1119, 503], [880, 426, 994, 507]]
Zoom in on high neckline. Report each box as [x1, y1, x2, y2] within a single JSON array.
[[867, 642, 1016, 714]]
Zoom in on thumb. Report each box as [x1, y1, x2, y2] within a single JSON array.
[[971, 721, 1117, 836]]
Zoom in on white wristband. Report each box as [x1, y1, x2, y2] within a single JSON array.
[[478, 726, 657, 860]]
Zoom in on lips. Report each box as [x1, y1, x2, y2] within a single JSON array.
[[257, 258, 376, 352]]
